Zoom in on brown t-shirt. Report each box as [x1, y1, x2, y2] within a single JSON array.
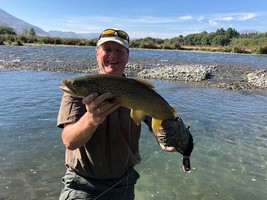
[[57, 93, 141, 179]]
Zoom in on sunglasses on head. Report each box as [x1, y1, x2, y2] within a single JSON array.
[[99, 29, 129, 43]]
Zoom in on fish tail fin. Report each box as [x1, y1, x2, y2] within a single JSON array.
[[151, 118, 163, 135]]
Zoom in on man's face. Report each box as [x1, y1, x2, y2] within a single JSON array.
[[96, 42, 129, 76]]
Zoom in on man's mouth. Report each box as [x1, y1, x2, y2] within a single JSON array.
[[108, 61, 119, 65]]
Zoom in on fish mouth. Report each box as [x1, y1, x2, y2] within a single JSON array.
[[59, 80, 77, 95]]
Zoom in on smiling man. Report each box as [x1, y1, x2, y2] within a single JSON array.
[[57, 28, 193, 200], [96, 30, 129, 75]]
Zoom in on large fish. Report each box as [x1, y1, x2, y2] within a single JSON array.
[[60, 74, 176, 133]]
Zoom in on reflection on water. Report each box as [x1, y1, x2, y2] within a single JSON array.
[[0, 71, 266, 200]]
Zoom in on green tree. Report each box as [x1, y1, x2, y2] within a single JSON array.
[[215, 28, 226, 35], [226, 28, 239, 38], [22, 27, 36, 36], [139, 37, 158, 49], [183, 34, 197, 45], [0, 26, 16, 35], [212, 35, 230, 46], [28, 27, 36, 36]]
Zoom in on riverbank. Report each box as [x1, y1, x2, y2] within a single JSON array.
[[1, 59, 266, 91], [1, 45, 266, 91]]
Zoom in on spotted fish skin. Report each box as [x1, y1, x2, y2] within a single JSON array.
[[60, 74, 176, 132]]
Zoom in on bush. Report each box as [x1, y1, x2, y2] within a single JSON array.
[[257, 46, 267, 54], [0, 26, 16, 35], [231, 45, 249, 53], [14, 40, 23, 46], [86, 39, 97, 46]]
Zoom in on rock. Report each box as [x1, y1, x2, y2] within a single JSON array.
[[246, 69, 267, 89], [137, 65, 217, 82]]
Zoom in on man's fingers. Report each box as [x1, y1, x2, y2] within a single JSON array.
[[93, 92, 114, 106], [82, 92, 99, 104], [83, 92, 114, 106], [82, 92, 121, 122]]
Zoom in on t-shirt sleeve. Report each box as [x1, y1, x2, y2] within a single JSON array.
[[57, 93, 86, 128]]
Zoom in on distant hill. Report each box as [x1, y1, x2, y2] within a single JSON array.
[[48, 30, 99, 39], [0, 8, 99, 39], [239, 29, 260, 34], [48, 30, 83, 38], [0, 8, 49, 36], [78, 33, 99, 39]]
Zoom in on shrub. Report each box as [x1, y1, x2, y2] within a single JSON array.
[[14, 40, 23, 46], [86, 39, 97, 46], [257, 46, 267, 54], [0, 26, 16, 35], [231, 45, 249, 53], [0, 38, 4, 45]]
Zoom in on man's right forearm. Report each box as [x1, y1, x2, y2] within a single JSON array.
[[61, 112, 98, 150]]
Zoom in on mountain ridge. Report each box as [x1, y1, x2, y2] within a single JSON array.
[[0, 8, 49, 36], [0, 8, 98, 39], [48, 30, 98, 39]]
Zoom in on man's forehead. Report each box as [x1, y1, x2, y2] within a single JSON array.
[[97, 42, 128, 53]]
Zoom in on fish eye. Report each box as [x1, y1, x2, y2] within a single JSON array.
[[72, 80, 77, 86]]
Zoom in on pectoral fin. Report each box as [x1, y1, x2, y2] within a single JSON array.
[[130, 109, 145, 126]]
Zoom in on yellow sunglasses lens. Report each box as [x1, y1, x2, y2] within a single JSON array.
[[117, 30, 128, 40], [100, 29, 129, 42], [102, 29, 116, 35]]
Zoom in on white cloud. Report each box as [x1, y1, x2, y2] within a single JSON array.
[[197, 16, 204, 22], [179, 15, 193, 20], [131, 16, 177, 24], [130, 31, 178, 39], [205, 12, 259, 29], [209, 12, 258, 23], [237, 13, 257, 20], [209, 20, 219, 26], [220, 16, 234, 21]]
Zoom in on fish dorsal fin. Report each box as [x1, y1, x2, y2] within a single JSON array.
[[172, 107, 177, 115], [135, 79, 155, 89]]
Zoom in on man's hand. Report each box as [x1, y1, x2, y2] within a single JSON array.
[[82, 92, 121, 126], [157, 117, 191, 153], [158, 117, 194, 173]]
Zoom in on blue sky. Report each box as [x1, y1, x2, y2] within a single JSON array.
[[1, 0, 267, 38]]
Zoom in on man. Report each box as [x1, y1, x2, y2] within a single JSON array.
[[57, 28, 193, 200]]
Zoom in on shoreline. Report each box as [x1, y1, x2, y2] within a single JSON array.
[[1, 60, 266, 92], [1, 45, 266, 91], [6, 43, 267, 56]]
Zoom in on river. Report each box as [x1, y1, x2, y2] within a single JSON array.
[[0, 46, 266, 200]]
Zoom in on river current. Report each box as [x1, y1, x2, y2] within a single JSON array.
[[0, 46, 266, 200]]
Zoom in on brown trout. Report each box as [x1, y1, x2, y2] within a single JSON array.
[[60, 74, 176, 133]]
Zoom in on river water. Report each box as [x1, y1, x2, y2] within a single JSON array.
[[0, 46, 266, 200], [1, 45, 267, 70]]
